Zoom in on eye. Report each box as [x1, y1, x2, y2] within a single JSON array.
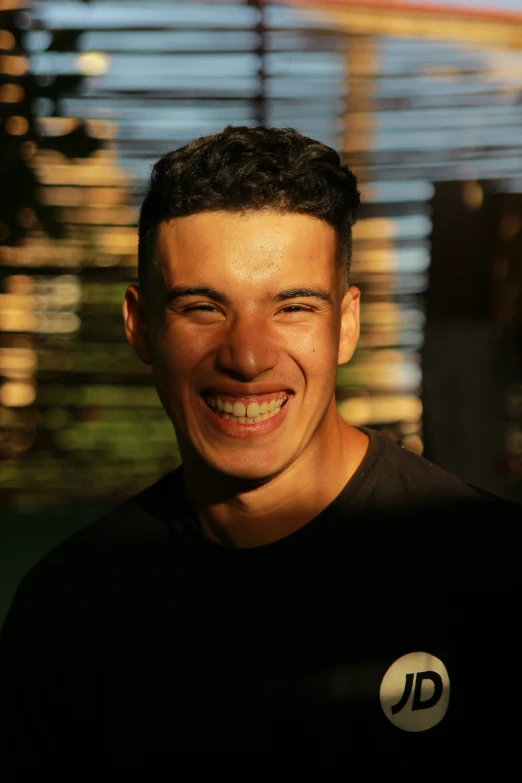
[[279, 304, 312, 313], [184, 304, 219, 313], [180, 304, 225, 322]]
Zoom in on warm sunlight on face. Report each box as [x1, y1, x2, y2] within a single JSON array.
[[125, 211, 360, 482]]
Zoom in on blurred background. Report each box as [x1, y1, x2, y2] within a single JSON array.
[[1, 0, 522, 622]]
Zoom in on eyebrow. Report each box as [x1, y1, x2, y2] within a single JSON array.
[[274, 287, 333, 305], [165, 286, 229, 305], [165, 286, 333, 306]]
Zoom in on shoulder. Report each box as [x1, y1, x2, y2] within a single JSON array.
[[8, 468, 185, 616], [359, 426, 494, 506], [354, 428, 521, 588], [38, 467, 179, 561]]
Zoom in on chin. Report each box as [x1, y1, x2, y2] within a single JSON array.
[[179, 429, 295, 485], [216, 463, 279, 484], [205, 453, 286, 485]]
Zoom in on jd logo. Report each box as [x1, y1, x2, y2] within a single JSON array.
[[380, 652, 450, 732]]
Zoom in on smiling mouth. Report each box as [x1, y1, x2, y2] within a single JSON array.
[[203, 394, 288, 424]]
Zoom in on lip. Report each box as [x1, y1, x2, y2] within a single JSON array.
[[199, 393, 292, 439], [201, 385, 293, 399]]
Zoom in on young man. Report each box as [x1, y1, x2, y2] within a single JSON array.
[[0, 126, 519, 769]]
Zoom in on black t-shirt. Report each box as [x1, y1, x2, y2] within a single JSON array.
[[0, 428, 520, 771]]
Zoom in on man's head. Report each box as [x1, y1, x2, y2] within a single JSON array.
[[138, 125, 360, 297], [124, 125, 361, 485]]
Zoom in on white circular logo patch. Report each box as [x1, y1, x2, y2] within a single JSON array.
[[380, 651, 450, 732]]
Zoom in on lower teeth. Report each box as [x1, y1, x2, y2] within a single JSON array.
[[218, 406, 282, 424]]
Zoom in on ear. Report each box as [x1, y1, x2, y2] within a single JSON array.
[[338, 285, 360, 366], [123, 284, 153, 365]]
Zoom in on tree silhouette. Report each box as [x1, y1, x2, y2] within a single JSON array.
[[0, 8, 102, 246]]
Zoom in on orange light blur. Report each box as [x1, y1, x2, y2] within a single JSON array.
[[0, 30, 15, 50], [0, 83, 23, 102], [0, 382, 36, 408], [0, 54, 28, 76], [5, 115, 29, 135]]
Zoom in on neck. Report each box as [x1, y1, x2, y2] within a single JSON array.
[[182, 413, 369, 549]]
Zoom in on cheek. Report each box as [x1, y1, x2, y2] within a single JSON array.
[[151, 328, 217, 416], [287, 323, 338, 372], [154, 324, 207, 375]]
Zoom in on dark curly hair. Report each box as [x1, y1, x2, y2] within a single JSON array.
[[138, 125, 360, 292]]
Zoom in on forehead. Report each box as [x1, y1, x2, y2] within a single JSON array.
[[154, 210, 338, 285]]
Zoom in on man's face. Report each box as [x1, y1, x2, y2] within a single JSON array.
[[124, 210, 360, 482]]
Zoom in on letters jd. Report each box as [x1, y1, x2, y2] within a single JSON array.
[[391, 671, 444, 715]]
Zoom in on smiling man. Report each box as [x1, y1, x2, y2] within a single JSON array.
[[124, 202, 368, 547], [1, 126, 519, 769]]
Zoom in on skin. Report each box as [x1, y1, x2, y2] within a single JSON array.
[[123, 210, 369, 548]]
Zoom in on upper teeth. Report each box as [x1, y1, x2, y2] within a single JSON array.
[[209, 397, 287, 418]]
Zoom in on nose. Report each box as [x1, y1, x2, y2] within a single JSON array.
[[216, 316, 279, 380]]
